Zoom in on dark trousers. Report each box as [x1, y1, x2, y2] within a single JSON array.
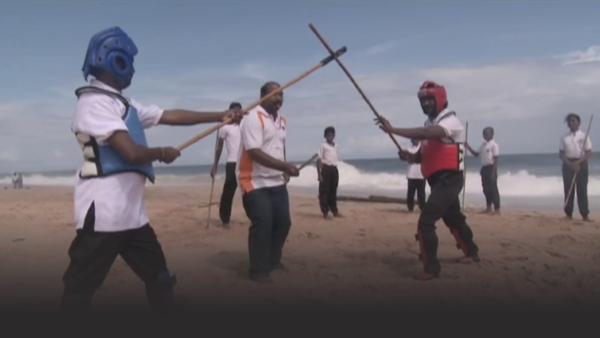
[[562, 161, 589, 217], [60, 203, 175, 312], [319, 164, 339, 215], [219, 162, 238, 223], [417, 171, 479, 275], [242, 185, 291, 276], [407, 178, 426, 211], [480, 165, 500, 210]]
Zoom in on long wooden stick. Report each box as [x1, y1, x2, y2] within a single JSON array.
[[462, 121, 468, 210], [564, 114, 594, 209], [308, 23, 402, 151], [176, 46, 348, 151], [206, 133, 219, 228], [298, 153, 319, 170]]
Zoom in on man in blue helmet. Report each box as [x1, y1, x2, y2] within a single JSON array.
[[61, 26, 241, 313]]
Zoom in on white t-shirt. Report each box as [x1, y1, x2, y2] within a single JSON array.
[[319, 142, 338, 166], [238, 106, 287, 193], [71, 79, 164, 232], [218, 124, 241, 163], [479, 140, 500, 166], [560, 130, 592, 159], [406, 143, 423, 179]]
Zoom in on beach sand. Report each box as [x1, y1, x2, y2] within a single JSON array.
[[1, 183, 599, 314]]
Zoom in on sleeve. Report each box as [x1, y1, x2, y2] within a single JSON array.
[[437, 116, 463, 141], [241, 112, 263, 150], [74, 96, 127, 144], [493, 143, 500, 156], [218, 126, 228, 140], [130, 98, 164, 128], [585, 136, 592, 151]]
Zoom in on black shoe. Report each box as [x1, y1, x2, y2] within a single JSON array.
[[249, 272, 272, 283]]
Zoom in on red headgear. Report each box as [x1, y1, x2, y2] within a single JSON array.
[[418, 81, 447, 113]]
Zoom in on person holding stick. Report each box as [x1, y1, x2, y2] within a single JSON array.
[[560, 113, 592, 221], [211, 102, 243, 228], [317, 126, 341, 219], [466, 127, 501, 214], [239, 81, 300, 283], [376, 80, 479, 281], [61, 26, 241, 312]]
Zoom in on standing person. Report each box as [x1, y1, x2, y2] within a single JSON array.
[[239, 81, 300, 283], [317, 126, 341, 219], [560, 113, 593, 221], [405, 139, 426, 212], [377, 80, 479, 281], [62, 26, 240, 312], [211, 102, 242, 228], [466, 127, 500, 214]]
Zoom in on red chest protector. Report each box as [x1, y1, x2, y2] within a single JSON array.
[[420, 139, 463, 178]]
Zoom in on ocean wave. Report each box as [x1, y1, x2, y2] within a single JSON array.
[[2, 162, 598, 197]]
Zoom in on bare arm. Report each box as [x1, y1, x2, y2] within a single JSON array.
[[247, 149, 299, 176], [375, 116, 446, 140], [466, 143, 479, 156], [159, 109, 227, 125], [107, 131, 179, 165]]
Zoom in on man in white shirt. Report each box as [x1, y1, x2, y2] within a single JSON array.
[[61, 26, 241, 312], [239, 82, 299, 283], [211, 102, 242, 227], [405, 139, 426, 212], [559, 113, 593, 221], [377, 80, 479, 281], [317, 126, 341, 218], [466, 127, 500, 213]]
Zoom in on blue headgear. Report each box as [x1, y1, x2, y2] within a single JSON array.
[[82, 26, 138, 89]]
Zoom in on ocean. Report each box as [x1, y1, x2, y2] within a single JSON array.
[[1, 153, 598, 210]]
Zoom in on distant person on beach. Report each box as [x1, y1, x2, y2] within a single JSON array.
[[211, 102, 243, 228], [466, 127, 500, 214], [559, 113, 592, 221], [376, 80, 479, 281], [405, 139, 426, 212], [239, 81, 299, 283], [317, 126, 341, 219], [61, 26, 241, 313], [11, 172, 18, 189]]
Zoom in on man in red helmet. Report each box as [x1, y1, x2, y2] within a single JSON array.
[[377, 81, 479, 281]]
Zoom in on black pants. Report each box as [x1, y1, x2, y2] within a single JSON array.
[[60, 203, 175, 312], [242, 185, 291, 276], [319, 164, 339, 215], [562, 161, 589, 217], [417, 171, 479, 275], [219, 162, 238, 223], [480, 165, 500, 210], [407, 179, 426, 211]]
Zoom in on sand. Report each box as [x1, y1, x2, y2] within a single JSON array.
[[1, 183, 599, 313]]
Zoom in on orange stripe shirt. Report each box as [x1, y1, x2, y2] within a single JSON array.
[[238, 106, 287, 193]]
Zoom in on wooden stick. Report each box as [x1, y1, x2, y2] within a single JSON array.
[[176, 46, 348, 152], [298, 153, 319, 170], [564, 114, 594, 209], [308, 23, 402, 151], [462, 121, 468, 210], [206, 133, 219, 229]]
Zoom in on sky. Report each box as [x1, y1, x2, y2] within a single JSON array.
[[1, 0, 600, 173]]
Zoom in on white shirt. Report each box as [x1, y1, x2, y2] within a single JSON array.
[[406, 143, 423, 179], [560, 130, 592, 159], [479, 140, 500, 166], [71, 79, 164, 232], [239, 105, 287, 193], [319, 142, 338, 166], [218, 124, 241, 163]]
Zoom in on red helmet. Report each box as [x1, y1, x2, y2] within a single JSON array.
[[418, 80, 447, 113]]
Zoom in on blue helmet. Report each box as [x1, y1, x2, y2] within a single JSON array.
[[82, 26, 138, 89]]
